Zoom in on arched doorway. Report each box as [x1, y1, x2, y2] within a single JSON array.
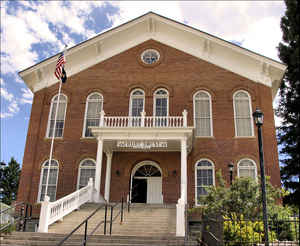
[[130, 161, 163, 204]]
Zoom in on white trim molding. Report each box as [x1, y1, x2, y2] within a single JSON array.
[[19, 12, 286, 100]]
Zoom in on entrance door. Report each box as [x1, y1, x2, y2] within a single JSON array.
[[131, 162, 163, 204], [132, 178, 147, 203], [147, 177, 163, 204]]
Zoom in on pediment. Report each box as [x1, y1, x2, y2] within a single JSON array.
[[19, 12, 286, 100]]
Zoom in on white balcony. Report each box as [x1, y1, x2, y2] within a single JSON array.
[[90, 110, 193, 153]]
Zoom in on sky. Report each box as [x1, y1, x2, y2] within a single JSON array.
[[0, 1, 286, 165]]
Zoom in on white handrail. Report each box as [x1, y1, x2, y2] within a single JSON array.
[[100, 110, 188, 128], [38, 178, 94, 233]]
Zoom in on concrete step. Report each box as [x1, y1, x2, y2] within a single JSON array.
[[48, 203, 178, 237], [1, 232, 198, 246]]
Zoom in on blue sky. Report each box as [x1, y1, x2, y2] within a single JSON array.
[[1, 1, 286, 165]]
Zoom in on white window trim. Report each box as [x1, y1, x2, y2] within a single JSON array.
[[193, 91, 213, 137], [77, 158, 96, 190], [37, 159, 59, 203], [233, 90, 254, 137], [82, 92, 103, 138], [237, 158, 258, 181], [46, 93, 68, 138], [129, 89, 145, 116], [194, 159, 215, 206], [153, 88, 169, 116]]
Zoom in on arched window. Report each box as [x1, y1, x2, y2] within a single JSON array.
[[77, 159, 96, 189], [38, 159, 59, 202], [154, 88, 169, 126], [83, 93, 103, 137], [195, 159, 215, 205], [233, 90, 254, 136], [238, 159, 257, 180], [154, 89, 169, 116], [129, 89, 145, 117], [193, 91, 213, 136], [47, 94, 67, 138]]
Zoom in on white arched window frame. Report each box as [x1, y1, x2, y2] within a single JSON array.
[[46, 94, 67, 138], [77, 159, 96, 189], [237, 159, 257, 180], [193, 91, 213, 137], [233, 90, 254, 137], [83, 92, 103, 137], [195, 159, 215, 206], [129, 89, 145, 117], [153, 88, 169, 116], [38, 159, 59, 202]]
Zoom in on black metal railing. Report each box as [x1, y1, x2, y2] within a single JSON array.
[[56, 203, 106, 246], [0, 202, 32, 233], [56, 197, 124, 246]]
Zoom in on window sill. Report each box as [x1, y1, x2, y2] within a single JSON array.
[[234, 136, 255, 139], [44, 137, 64, 141], [80, 137, 97, 141], [195, 136, 215, 139]]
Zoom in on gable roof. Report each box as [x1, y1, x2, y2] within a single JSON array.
[[19, 12, 286, 100]]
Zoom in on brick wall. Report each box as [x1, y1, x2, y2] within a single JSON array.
[[17, 40, 281, 210]]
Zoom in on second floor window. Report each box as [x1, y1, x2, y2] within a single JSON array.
[[47, 94, 67, 138], [130, 89, 145, 117], [83, 93, 103, 137], [194, 91, 213, 136], [154, 89, 168, 116], [233, 90, 253, 137]]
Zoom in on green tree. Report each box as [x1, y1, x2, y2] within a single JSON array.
[[199, 171, 281, 220], [276, 0, 300, 206], [0, 157, 21, 205]]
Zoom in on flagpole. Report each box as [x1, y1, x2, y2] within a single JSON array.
[[44, 46, 67, 201]]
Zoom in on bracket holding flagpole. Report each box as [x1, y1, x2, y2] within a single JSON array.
[[44, 45, 67, 201]]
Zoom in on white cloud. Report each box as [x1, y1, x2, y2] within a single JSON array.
[[0, 78, 4, 86], [8, 100, 20, 114], [0, 112, 13, 118], [20, 88, 33, 104], [108, 1, 184, 27], [0, 87, 14, 101]]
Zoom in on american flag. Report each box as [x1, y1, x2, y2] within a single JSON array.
[[54, 52, 66, 81]]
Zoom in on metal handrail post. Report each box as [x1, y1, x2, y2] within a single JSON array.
[[121, 197, 124, 223], [83, 221, 88, 246], [104, 205, 107, 235], [23, 204, 29, 231], [109, 206, 113, 235]]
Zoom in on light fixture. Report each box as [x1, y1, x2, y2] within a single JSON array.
[[228, 162, 234, 185], [253, 107, 264, 126]]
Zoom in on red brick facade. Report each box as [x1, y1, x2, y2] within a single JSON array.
[[17, 40, 281, 208]]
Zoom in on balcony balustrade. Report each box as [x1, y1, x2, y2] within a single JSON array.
[[99, 110, 188, 128]]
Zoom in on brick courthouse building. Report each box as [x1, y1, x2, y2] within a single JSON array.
[[17, 12, 286, 208]]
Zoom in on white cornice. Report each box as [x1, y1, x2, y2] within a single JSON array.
[[19, 12, 286, 100]]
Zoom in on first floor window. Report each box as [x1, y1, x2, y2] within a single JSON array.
[[38, 160, 59, 202], [195, 159, 215, 205], [78, 159, 96, 189], [238, 159, 257, 180]]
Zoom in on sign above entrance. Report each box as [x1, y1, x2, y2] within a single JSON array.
[[117, 140, 167, 149]]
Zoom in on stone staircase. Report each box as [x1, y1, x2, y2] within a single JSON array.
[[0, 203, 198, 245]]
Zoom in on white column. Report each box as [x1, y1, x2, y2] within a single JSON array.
[[180, 137, 187, 203], [104, 152, 113, 202], [94, 137, 104, 202]]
